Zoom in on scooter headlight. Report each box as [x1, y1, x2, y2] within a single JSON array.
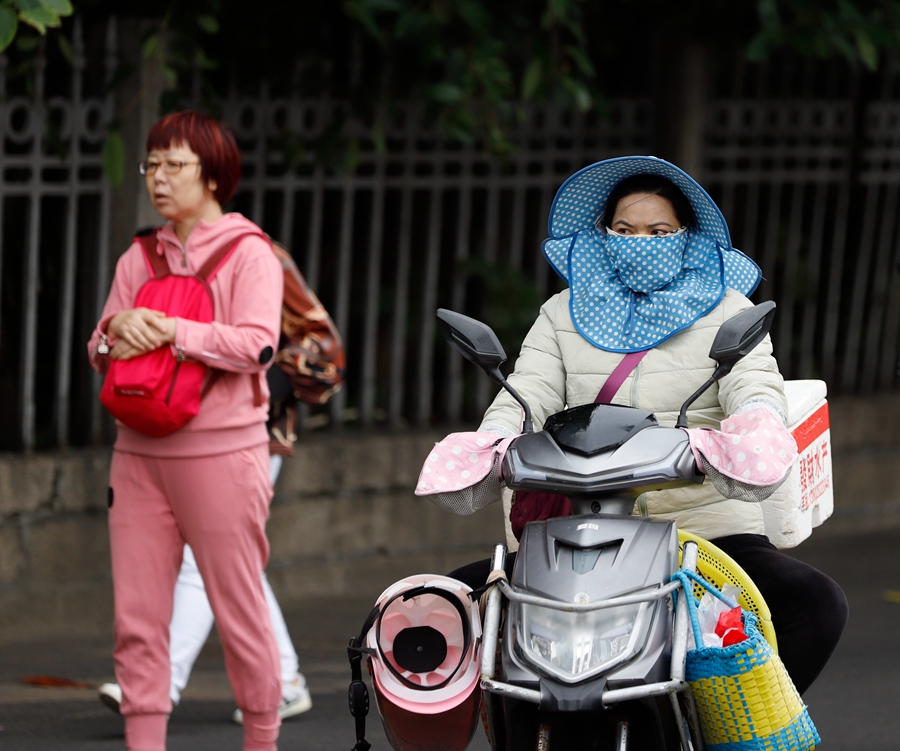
[[512, 593, 656, 684]]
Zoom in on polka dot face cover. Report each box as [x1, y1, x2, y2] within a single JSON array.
[[542, 156, 762, 353], [605, 228, 689, 294]]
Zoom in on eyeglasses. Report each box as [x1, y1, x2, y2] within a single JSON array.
[[139, 160, 201, 176]]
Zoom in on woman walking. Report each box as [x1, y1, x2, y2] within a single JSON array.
[[88, 110, 283, 751]]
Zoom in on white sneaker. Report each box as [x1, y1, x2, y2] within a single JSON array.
[[232, 676, 312, 725], [98, 682, 122, 714]]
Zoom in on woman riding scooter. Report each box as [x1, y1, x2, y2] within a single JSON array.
[[423, 155, 847, 697]]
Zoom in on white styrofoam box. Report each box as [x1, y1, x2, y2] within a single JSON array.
[[761, 380, 833, 548]]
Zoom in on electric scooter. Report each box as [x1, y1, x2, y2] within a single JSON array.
[[435, 300, 777, 751]]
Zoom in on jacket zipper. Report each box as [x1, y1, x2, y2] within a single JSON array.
[[637, 494, 649, 517], [180, 245, 187, 268], [165, 346, 186, 405], [97, 335, 109, 355], [629, 360, 642, 407]]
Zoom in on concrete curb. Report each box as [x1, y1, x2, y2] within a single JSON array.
[[2, 396, 900, 643]]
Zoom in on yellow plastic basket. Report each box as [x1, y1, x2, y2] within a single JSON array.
[[677, 529, 777, 652], [672, 568, 819, 751]]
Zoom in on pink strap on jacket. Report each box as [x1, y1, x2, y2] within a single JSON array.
[[595, 350, 649, 403]]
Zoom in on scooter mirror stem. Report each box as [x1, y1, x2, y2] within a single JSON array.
[[676, 301, 776, 428], [493, 372, 533, 433], [675, 376, 716, 429]]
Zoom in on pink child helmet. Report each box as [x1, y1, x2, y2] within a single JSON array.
[[349, 574, 483, 751]]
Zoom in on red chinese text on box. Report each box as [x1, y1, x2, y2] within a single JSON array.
[[791, 403, 831, 512]]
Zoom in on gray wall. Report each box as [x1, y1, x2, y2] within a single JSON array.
[[2, 396, 900, 644], [0, 431, 505, 643]]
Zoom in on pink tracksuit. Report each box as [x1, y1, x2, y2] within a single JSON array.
[[88, 214, 285, 751]]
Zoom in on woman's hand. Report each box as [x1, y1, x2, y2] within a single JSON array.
[[107, 308, 176, 360]]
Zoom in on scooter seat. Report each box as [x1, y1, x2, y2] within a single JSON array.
[[677, 529, 778, 651]]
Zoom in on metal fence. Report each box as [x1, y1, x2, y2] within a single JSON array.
[[705, 98, 900, 394], [219, 94, 653, 431], [0, 19, 115, 452], [4, 27, 900, 452]]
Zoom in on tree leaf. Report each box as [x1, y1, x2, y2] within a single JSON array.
[[565, 44, 595, 76], [160, 62, 177, 86], [745, 33, 771, 61], [344, 0, 386, 43], [16, 0, 43, 11], [0, 6, 17, 52], [102, 131, 125, 188], [756, 0, 780, 29], [196, 14, 219, 34], [562, 77, 592, 111], [194, 48, 218, 70], [39, 0, 73, 16], [16, 32, 39, 50], [456, 0, 491, 36], [56, 31, 72, 62], [854, 30, 879, 70], [19, 7, 61, 34], [521, 58, 543, 101], [142, 33, 158, 59], [427, 82, 464, 104]]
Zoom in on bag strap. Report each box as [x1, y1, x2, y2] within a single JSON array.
[[594, 349, 650, 403], [134, 229, 269, 283], [198, 231, 269, 408], [671, 568, 740, 650], [196, 230, 270, 284], [347, 604, 380, 751], [136, 232, 170, 279]]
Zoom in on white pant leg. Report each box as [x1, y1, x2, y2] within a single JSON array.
[[168, 544, 215, 704], [269, 454, 283, 486], [262, 572, 300, 682]]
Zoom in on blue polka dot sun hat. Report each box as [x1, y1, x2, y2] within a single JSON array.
[[542, 156, 762, 353]]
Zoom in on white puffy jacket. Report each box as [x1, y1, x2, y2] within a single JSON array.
[[479, 288, 788, 541]]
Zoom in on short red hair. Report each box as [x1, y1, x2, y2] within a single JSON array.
[[146, 111, 241, 204]]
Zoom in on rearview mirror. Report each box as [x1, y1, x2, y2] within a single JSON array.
[[675, 301, 776, 428], [436, 309, 534, 433], [436, 309, 508, 380], [708, 301, 776, 379]]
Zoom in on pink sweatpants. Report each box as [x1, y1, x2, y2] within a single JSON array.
[[108, 445, 281, 751]]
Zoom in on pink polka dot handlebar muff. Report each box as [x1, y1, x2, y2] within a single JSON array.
[[415, 432, 515, 496], [683, 408, 798, 501]]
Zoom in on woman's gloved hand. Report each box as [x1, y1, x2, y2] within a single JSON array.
[[681, 407, 798, 502], [415, 431, 517, 515]]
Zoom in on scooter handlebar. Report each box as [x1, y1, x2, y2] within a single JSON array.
[[501, 423, 704, 497]]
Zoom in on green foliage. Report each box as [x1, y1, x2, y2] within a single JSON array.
[[339, 0, 599, 154], [58, 0, 900, 175], [748, 0, 900, 70], [101, 128, 124, 187], [0, 0, 72, 51], [0, 6, 17, 50]]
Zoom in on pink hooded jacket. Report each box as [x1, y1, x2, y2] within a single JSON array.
[[87, 213, 283, 457]]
